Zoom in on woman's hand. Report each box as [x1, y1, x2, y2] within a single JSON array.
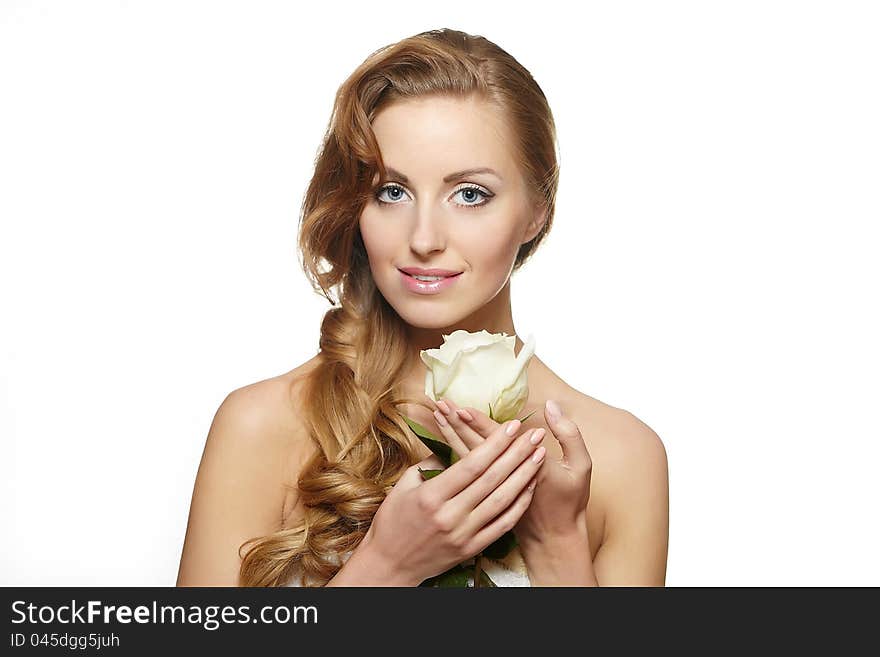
[[428, 397, 592, 545], [356, 417, 546, 586]]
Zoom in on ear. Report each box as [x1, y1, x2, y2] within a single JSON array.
[[521, 203, 548, 245]]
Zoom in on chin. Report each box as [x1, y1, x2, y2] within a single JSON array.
[[405, 318, 459, 330], [386, 299, 469, 330], [399, 308, 458, 328]]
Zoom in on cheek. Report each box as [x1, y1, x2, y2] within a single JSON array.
[[470, 236, 511, 265], [467, 217, 523, 266], [358, 211, 391, 258]]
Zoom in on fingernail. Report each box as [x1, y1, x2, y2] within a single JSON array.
[[505, 419, 521, 436], [532, 446, 546, 463], [546, 399, 562, 421], [437, 400, 451, 415], [433, 409, 448, 427], [529, 428, 546, 445], [456, 408, 473, 422]]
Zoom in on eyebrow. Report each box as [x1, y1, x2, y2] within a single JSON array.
[[380, 167, 502, 184]]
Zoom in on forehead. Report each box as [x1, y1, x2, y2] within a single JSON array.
[[370, 95, 518, 182]]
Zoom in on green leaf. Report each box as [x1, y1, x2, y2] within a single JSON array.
[[518, 409, 537, 424], [403, 415, 452, 467], [450, 449, 460, 465], [482, 530, 518, 560], [418, 435, 453, 468], [420, 563, 472, 587], [488, 402, 496, 422], [439, 564, 472, 587], [402, 415, 442, 442], [417, 467, 444, 480], [478, 569, 497, 587]]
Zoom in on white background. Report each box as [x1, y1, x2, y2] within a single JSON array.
[[1, 0, 878, 586]]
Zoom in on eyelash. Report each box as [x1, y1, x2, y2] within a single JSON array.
[[374, 183, 494, 210]]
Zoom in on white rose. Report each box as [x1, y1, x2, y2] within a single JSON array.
[[420, 329, 536, 423]]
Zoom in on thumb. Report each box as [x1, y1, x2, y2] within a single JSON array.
[[544, 400, 591, 472]]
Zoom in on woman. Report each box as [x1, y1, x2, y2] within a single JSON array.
[[176, 28, 669, 587]]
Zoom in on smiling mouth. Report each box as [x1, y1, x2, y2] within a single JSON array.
[[398, 269, 463, 294], [402, 272, 462, 281]]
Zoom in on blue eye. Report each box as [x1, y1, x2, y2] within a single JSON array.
[[374, 183, 493, 210], [453, 185, 492, 208], [375, 184, 407, 205]]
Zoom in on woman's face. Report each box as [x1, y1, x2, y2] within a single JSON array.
[[359, 94, 545, 329]]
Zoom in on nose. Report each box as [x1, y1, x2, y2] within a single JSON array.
[[408, 205, 446, 257]]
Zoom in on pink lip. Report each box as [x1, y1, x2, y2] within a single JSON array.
[[399, 267, 462, 277], [399, 269, 462, 295]]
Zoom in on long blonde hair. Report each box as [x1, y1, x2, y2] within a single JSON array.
[[238, 27, 559, 586]]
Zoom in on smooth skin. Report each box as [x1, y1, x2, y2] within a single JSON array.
[[329, 419, 545, 586], [432, 398, 591, 547], [434, 399, 669, 586]]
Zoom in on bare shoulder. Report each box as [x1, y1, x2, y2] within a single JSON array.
[[176, 356, 321, 585], [565, 389, 667, 468], [561, 387, 667, 496], [563, 388, 669, 584], [222, 356, 320, 448], [557, 386, 668, 550], [224, 356, 324, 484]]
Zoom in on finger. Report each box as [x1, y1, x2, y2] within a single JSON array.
[[544, 400, 592, 473], [422, 418, 524, 501], [451, 426, 545, 514], [454, 404, 500, 439], [464, 435, 546, 532], [468, 467, 539, 555], [431, 406, 470, 459], [439, 398, 489, 450]]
